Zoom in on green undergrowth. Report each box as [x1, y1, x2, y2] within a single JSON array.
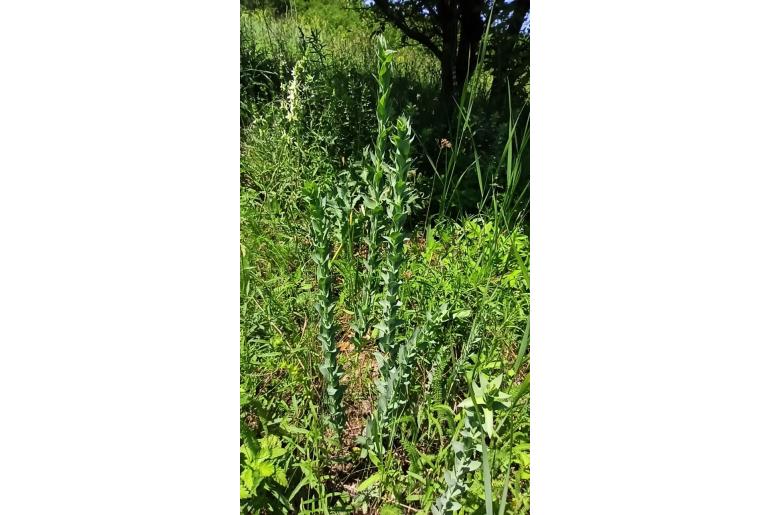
[[241, 7, 529, 514], [241, 194, 530, 513]]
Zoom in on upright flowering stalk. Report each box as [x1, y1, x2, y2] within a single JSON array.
[[368, 116, 413, 451], [431, 374, 512, 514], [375, 115, 412, 360], [283, 55, 306, 123], [306, 182, 345, 434], [361, 303, 449, 458], [351, 34, 395, 349]]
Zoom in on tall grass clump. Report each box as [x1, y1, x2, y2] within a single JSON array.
[[417, 5, 529, 223]]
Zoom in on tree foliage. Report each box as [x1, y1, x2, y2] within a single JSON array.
[[365, 0, 530, 103]]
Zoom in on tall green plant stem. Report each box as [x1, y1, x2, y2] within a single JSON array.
[[307, 183, 345, 434], [352, 34, 395, 349], [376, 115, 411, 360]]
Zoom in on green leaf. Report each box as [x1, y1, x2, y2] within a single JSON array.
[[509, 374, 530, 406], [357, 472, 381, 492], [489, 374, 503, 392], [366, 450, 381, 468], [255, 461, 274, 479], [513, 317, 530, 376], [274, 467, 288, 488], [498, 460, 512, 515], [471, 382, 487, 404], [283, 424, 309, 435], [380, 504, 403, 515], [482, 438, 493, 515], [257, 435, 286, 459], [458, 397, 475, 408], [454, 309, 472, 319], [482, 408, 494, 437], [240, 442, 257, 463], [240, 468, 254, 491], [298, 461, 320, 488], [407, 471, 426, 483]]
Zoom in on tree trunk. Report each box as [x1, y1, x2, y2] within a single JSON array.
[[437, 0, 458, 121], [456, 0, 484, 95], [490, 0, 530, 100]]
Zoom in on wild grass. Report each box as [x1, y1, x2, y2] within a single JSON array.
[[241, 3, 529, 514]]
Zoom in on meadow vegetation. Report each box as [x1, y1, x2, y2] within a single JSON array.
[[241, 2, 529, 512]]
